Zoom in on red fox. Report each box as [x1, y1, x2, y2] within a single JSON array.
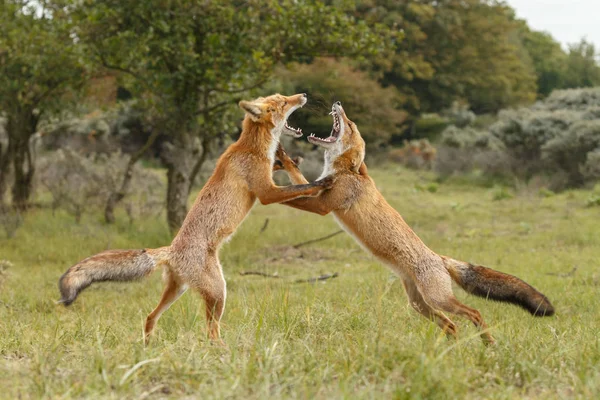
[[276, 102, 554, 344], [58, 93, 334, 343]]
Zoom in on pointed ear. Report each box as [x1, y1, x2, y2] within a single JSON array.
[[239, 100, 263, 120]]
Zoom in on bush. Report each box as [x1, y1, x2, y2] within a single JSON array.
[[490, 109, 579, 161], [414, 115, 450, 141], [40, 102, 151, 155], [442, 101, 477, 128], [543, 88, 600, 111], [438, 87, 600, 189], [37, 150, 164, 223], [388, 139, 436, 170], [277, 58, 408, 148], [0, 208, 22, 238], [582, 149, 600, 181], [439, 125, 503, 150], [542, 120, 600, 186]]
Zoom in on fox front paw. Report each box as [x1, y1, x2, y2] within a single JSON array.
[[315, 175, 336, 190]]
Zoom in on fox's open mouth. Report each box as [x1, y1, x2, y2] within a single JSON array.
[[308, 108, 341, 146], [284, 120, 303, 138]]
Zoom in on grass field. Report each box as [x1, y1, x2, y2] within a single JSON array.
[[1, 166, 599, 399]]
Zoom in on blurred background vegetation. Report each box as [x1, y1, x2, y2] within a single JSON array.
[[2, 0, 600, 236]]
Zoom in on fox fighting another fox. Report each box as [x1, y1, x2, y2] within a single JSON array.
[[58, 93, 333, 343], [58, 95, 554, 345], [276, 101, 554, 344]]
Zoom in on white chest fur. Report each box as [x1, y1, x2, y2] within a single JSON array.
[[267, 128, 282, 165]]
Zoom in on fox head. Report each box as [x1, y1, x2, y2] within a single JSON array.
[[308, 101, 366, 173], [239, 93, 307, 138]]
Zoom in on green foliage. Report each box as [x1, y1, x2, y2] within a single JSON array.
[[442, 101, 477, 128], [582, 149, 600, 181], [440, 125, 503, 150], [490, 109, 579, 160], [0, 2, 85, 114], [518, 25, 568, 98], [563, 39, 600, 89], [277, 58, 407, 147], [437, 87, 600, 189], [413, 115, 450, 141], [357, 0, 537, 115], [542, 120, 600, 185], [69, 0, 396, 135], [491, 185, 513, 201], [0, 1, 86, 206], [64, 0, 396, 230]]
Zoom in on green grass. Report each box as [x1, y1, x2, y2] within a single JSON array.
[[1, 166, 599, 399]]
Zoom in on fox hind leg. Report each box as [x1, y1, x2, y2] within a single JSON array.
[[193, 256, 226, 344], [414, 270, 496, 345], [401, 277, 458, 339], [144, 268, 187, 344]]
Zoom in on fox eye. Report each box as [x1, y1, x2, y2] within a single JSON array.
[[284, 101, 288, 106], [268, 107, 275, 113]]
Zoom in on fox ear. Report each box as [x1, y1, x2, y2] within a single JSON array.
[[239, 100, 263, 121]]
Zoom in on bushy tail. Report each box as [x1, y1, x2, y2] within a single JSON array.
[[58, 247, 170, 306], [444, 258, 555, 316]]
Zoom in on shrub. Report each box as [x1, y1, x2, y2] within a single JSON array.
[[491, 186, 513, 201], [38, 150, 164, 223], [490, 109, 579, 161], [586, 193, 600, 207], [439, 125, 504, 150], [0, 208, 22, 238], [582, 149, 600, 181], [389, 139, 436, 170], [414, 115, 450, 140], [442, 101, 477, 128], [543, 88, 600, 111], [542, 120, 600, 186]]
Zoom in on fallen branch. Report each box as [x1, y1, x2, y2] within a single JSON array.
[[295, 272, 339, 284], [546, 267, 577, 278], [238, 271, 339, 284], [259, 218, 270, 233], [293, 230, 343, 249], [239, 271, 280, 278]]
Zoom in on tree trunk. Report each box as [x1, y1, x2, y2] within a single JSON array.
[[12, 136, 35, 210], [104, 128, 160, 224], [161, 133, 208, 234], [7, 112, 37, 211], [0, 141, 13, 207]]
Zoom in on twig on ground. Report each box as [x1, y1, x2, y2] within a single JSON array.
[[260, 218, 270, 233], [239, 271, 339, 283], [546, 267, 577, 278], [239, 271, 280, 278], [293, 230, 343, 249], [295, 272, 339, 284]]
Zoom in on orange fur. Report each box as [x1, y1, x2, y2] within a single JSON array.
[[58, 93, 333, 343], [279, 102, 554, 344]]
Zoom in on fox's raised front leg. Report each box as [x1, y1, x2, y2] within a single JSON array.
[[250, 164, 333, 205], [282, 196, 336, 216], [275, 144, 309, 185]]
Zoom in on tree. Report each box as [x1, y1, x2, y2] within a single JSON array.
[[356, 0, 537, 116], [277, 58, 408, 148], [563, 39, 600, 89], [0, 1, 85, 209], [518, 25, 568, 98], [67, 0, 395, 233]]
